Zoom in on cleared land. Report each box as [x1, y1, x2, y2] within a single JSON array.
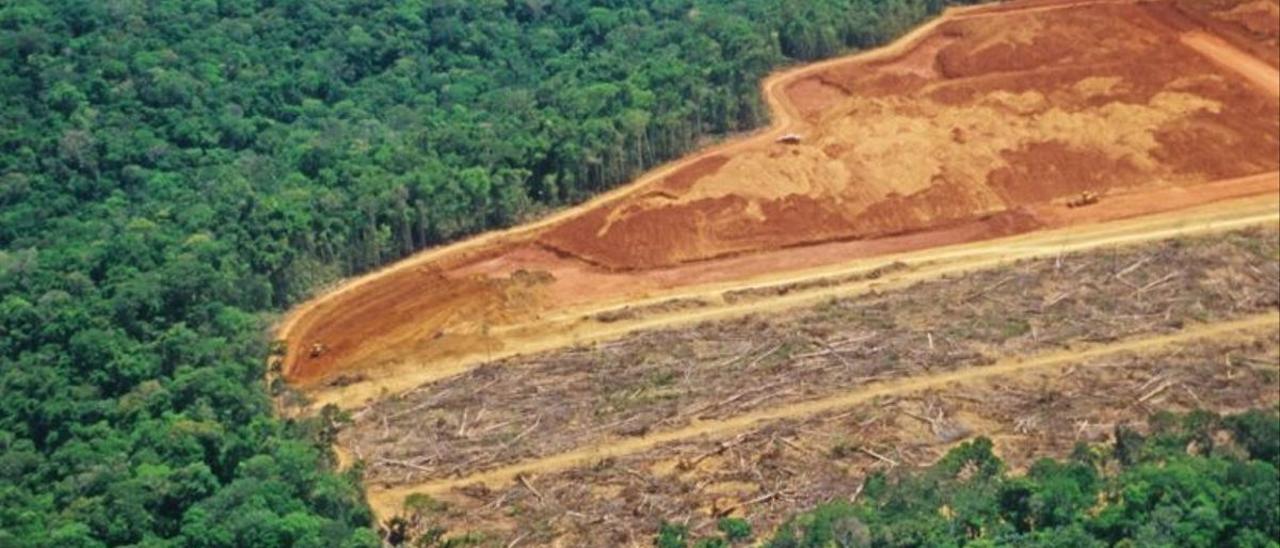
[[540, 0, 1277, 269], [274, 1, 1280, 540], [372, 329, 1279, 544], [350, 227, 1280, 543], [279, 0, 1279, 396]]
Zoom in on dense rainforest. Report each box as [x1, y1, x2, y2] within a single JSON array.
[[656, 409, 1280, 548], [0, 0, 983, 545]]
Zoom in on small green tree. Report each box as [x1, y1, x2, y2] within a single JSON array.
[[656, 522, 689, 548], [717, 517, 752, 543]]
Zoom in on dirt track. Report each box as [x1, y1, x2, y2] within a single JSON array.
[[1182, 30, 1280, 96], [278, 0, 1279, 403]]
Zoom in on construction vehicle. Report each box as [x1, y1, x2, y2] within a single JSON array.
[[775, 133, 802, 145], [1066, 190, 1100, 208], [309, 343, 327, 358]]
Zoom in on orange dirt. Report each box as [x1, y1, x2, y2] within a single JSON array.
[[1168, 0, 1280, 67], [280, 0, 1280, 392], [541, 1, 1278, 270]]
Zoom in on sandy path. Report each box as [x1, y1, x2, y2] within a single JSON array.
[[365, 312, 1279, 514]]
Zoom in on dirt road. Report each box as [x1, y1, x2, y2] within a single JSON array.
[[1181, 30, 1280, 96], [365, 312, 1279, 515]]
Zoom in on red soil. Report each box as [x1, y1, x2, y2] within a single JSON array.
[[660, 154, 730, 193], [1167, 0, 1280, 67], [281, 0, 1280, 389], [536, 1, 1278, 270]]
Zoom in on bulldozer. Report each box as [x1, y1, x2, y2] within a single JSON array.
[[1066, 190, 1100, 208], [309, 343, 327, 358], [775, 133, 802, 145]]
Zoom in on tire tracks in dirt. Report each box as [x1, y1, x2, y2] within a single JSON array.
[[365, 312, 1280, 513]]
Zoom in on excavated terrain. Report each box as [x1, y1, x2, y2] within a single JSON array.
[[537, 1, 1278, 269], [279, 0, 1279, 392]]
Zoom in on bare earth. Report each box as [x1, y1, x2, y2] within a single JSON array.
[[278, 0, 1279, 401], [273, 1, 1280, 541]]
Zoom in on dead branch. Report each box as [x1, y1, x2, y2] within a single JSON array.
[[375, 458, 434, 473], [485, 491, 512, 511], [900, 409, 941, 434], [734, 388, 797, 413], [1137, 380, 1172, 403], [681, 435, 748, 470], [456, 408, 469, 437], [686, 379, 788, 417], [517, 474, 545, 502], [817, 339, 855, 369], [1135, 272, 1179, 295], [714, 491, 781, 518], [746, 344, 784, 368], [505, 533, 528, 548], [778, 437, 813, 455], [794, 337, 876, 360], [490, 415, 542, 461], [473, 419, 515, 435], [859, 446, 899, 466], [1042, 291, 1073, 310], [1182, 385, 1203, 406], [1135, 373, 1166, 394], [1113, 256, 1150, 278], [385, 388, 455, 421], [849, 479, 867, 503], [963, 275, 1015, 302]]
